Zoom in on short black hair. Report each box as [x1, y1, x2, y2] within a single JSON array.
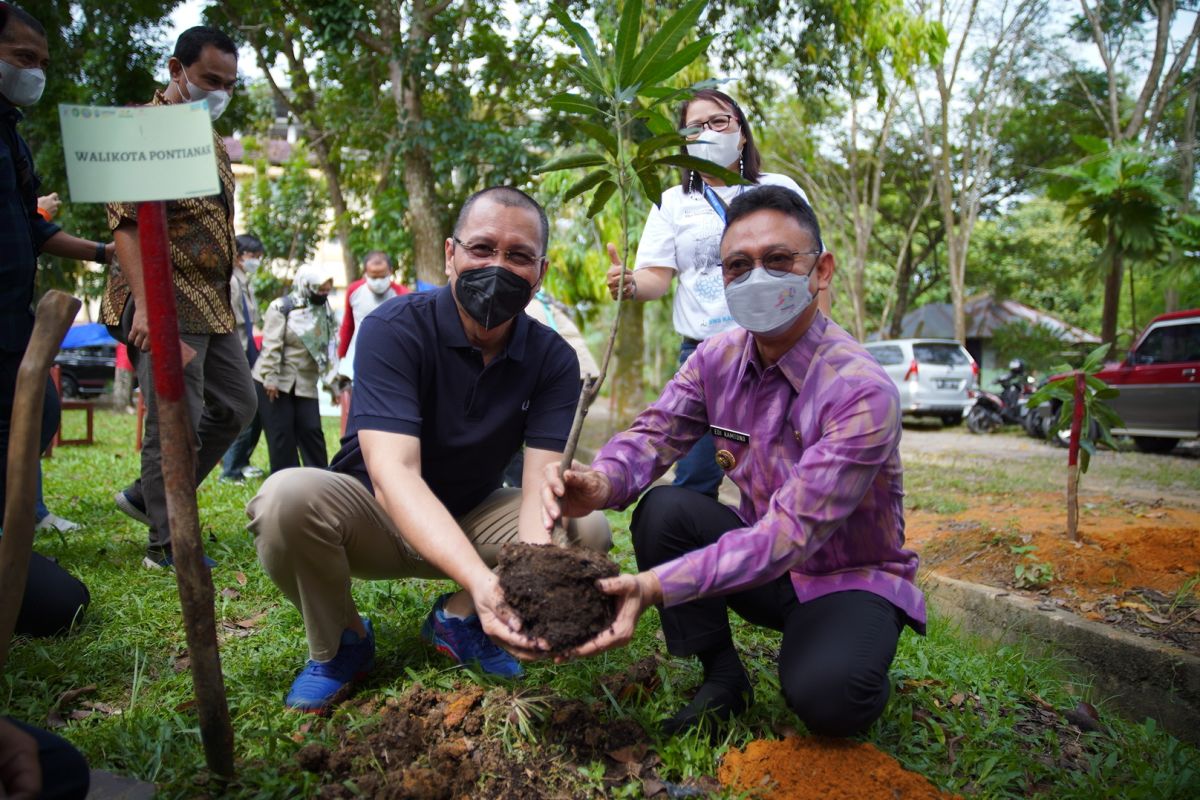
[[0, 3, 45, 42], [362, 250, 394, 271], [678, 89, 762, 193], [173, 26, 237, 68], [453, 186, 549, 254], [235, 233, 264, 255], [722, 185, 823, 251]]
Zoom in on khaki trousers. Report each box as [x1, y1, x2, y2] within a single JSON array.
[[246, 468, 612, 661]]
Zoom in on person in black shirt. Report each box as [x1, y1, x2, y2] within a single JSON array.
[[248, 186, 610, 712]]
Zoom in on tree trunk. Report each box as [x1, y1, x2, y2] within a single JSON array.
[[309, 139, 359, 287], [388, 58, 446, 288], [610, 304, 645, 433], [112, 366, 134, 410], [888, 240, 915, 339], [1100, 242, 1123, 346]]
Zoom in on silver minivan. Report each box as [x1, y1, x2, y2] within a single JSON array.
[[864, 339, 978, 425]]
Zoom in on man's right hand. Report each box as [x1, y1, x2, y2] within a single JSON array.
[[604, 243, 637, 301], [0, 719, 42, 800], [541, 460, 610, 533], [128, 305, 152, 352], [469, 572, 548, 661], [264, 384, 280, 402]]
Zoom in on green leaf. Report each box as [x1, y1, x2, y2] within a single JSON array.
[[586, 180, 617, 218], [566, 62, 608, 98], [1094, 386, 1119, 400], [638, 108, 678, 136], [637, 132, 685, 158], [640, 77, 723, 108], [575, 120, 620, 158], [636, 165, 664, 207], [563, 169, 612, 203], [548, 92, 604, 118], [614, 0, 643, 84], [535, 152, 609, 174], [626, 0, 708, 89], [1081, 343, 1111, 372], [548, 3, 602, 71], [636, 35, 714, 88], [654, 153, 746, 185]]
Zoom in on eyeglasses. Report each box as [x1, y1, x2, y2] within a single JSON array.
[[719, 249, 822, 280], [679, 113, 737, 136], [452, 237, 544, 269]]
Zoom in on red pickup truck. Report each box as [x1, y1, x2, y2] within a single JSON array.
[[1090, 309, 1200, 454]]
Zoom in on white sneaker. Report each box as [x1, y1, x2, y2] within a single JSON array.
[[35, 513, 81, 532], [242, 465, 265, 478]]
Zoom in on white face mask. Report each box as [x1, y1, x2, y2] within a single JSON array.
[[366, 276, 392, 295], [685, 130, 741, 170], [0, 59, 45, 107], [724, 265, 815, 338], [241, 257, 261, 272], [181, 66, 231, 121]]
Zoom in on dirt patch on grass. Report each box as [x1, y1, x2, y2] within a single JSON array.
[[719, 737, 961, 799], [909, 492, 1200, 652], [294, 660, 675, 798]]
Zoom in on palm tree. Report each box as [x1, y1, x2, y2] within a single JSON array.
[[1048, 138, 1181, 346]]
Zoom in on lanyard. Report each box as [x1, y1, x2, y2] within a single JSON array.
[[702, 183, 730, 224]]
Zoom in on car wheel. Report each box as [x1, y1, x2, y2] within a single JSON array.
[[1132, 436, 1179, 455], [60, 373, 80, 399], [966, 406, 1000, 434], [941, 414, 963, 427]]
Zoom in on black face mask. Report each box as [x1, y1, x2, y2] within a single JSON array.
[[307, 290, 328, 306], [455, 266, 533, 330]]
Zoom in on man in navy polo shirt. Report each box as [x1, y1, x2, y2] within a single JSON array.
[[247, 186, 611, 712]]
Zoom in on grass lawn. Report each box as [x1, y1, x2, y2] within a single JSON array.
[[6, 410, 1198, 798]]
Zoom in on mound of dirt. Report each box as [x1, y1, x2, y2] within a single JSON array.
[[496, 543, 620, 651], [719, 737, 961, 799], [908, 493, 1200, 652]]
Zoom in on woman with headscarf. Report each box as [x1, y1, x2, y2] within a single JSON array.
[[252, 268, 338, 473]]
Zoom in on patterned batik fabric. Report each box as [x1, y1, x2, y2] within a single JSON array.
[[100, 90, 237, 335]]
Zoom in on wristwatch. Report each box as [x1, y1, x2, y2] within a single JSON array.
[[95, 242, 107, 264]]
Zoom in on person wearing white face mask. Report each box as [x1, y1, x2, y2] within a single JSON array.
[[221, 233, 267, 482], [605, 90, 820, 501], [544, 186, 918, 741], [334, 250, 408, 434], [101, 26, 256, 568]]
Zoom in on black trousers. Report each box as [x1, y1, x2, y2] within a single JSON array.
[[256, 382, 327, 474], [5, 717, 90, 800], [0, 351, 90, 637], [631, 485, 905, 737]]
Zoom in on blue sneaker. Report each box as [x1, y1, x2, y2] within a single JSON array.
[[143, 546, 216, 570], [285, 619, 376, 712], [421, 593, 523, 679]]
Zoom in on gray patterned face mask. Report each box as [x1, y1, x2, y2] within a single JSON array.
[[724, 265, 815, 337], [0, 60, 44, 106]]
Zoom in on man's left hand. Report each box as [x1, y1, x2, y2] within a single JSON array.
[[561, 571, 662, 661], [470, 573, 549, 661]]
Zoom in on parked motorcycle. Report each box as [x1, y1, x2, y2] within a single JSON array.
[[965, 359, 1036, 434]]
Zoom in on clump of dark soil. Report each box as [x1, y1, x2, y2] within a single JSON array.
[[296, 674, 664, 799], [496, 542, 621, 652]]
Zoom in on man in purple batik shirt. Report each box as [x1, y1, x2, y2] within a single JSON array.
[[542, 185, 925, 738]]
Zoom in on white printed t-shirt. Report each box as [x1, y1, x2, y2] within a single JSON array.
[[633, 173, 807, 342]]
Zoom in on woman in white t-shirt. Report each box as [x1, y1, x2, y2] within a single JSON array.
[[605, 89, 811, 498]]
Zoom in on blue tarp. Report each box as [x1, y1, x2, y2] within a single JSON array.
[[61, 323, 118, 349]]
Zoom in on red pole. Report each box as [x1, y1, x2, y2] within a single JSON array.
[[1066, 372, 1085, 542], [138, 201, 235, 778]]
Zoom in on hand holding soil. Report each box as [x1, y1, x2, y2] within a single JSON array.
[[468, 572, 549, 660], [565, 571, 663, 660], [541, 460, 611, 532]]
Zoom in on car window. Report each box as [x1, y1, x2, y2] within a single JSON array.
[[912, 343, 969, 366], [1134, 323, 1200, 365], [866, 345, 905, 366]]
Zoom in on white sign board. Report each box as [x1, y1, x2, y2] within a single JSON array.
[[58, 102, 219, 203]]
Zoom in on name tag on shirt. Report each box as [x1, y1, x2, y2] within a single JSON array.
[[710, 425, 749, 444]]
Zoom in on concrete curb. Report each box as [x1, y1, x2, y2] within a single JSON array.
[[923, 571, 1200, 746]]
